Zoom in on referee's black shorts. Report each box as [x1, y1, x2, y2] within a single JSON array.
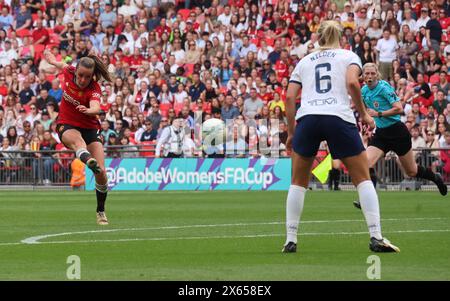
[[368, 122, 412, 156]]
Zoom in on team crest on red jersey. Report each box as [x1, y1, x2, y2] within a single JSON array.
[[67, 86, 77, 95]]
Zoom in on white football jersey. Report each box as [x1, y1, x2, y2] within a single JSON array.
[[289, 48, 362, 124]]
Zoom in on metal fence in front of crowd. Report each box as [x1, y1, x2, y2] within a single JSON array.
[[0, 146, 449, 189]]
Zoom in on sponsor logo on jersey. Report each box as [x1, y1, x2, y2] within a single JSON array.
[[63, 91, 81, 107], [67, 84, 84, 97], [307, 97, 338, 106], [67, 85, 78, 95]]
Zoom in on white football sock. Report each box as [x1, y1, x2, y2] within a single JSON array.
[[357, 180, 382, 240], [285, 185, 306, 245]]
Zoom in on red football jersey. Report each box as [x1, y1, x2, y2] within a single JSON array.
[[57, 66, 101, 129]]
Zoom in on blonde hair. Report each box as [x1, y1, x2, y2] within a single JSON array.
[[317, 20, 343, 50], [362, 63, 382, 80]]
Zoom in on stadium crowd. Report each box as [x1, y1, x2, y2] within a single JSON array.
[[0, 0, 449, 183]]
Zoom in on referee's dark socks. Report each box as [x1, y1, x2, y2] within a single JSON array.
[[333, 168, 340, 188], [328, 169, 335, 189], [76, 148, 92, 164], [95, 182, 108, 212], [369, 168, 377, 188], [328, 168, 340, 189], [416, 165, 437, 182]]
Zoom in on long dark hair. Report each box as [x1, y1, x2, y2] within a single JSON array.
[[78, 54, 112, 82], [7, 126, 18, 145]]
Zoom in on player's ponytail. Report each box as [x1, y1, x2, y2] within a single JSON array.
[[317, 20, 342, 50], [79, 55, 113, 83]]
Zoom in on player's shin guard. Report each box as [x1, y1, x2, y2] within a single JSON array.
[[95, 182, 108, 213], [285, 185, 306, 245], [357, 180, 382, 240], [76, 148, 92, 164]]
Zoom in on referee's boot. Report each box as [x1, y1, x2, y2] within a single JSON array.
[[434, 173, 448, 196], [87, 158, 101, 174]]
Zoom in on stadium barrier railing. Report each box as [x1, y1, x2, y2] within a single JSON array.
[[0, 147, 449, 189]]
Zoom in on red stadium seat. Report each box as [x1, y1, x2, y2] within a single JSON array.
[[202, 102, 211, 114], [159, 103, 173, 117], [174, 102, 185, 115], [48, 33, 60, 46], [178, 9, 191, 21], [183, 63, 194, 76], [139, 141, 156, 157], [16, 29, 31, 38], [429, 73, 440, 85], [265, 38, 275, 47], [284, 36, 292, 46], [33, 44, 46, 64], [250, 38, 260, 47], [53, 25, 65, 34], [219, 86, 228, 94]]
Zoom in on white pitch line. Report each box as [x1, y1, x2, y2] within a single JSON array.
[[19, 217, 446, 245], [10, 229, 450, 246], [0, 242, 23, 246], [0, 217, 445, 246]]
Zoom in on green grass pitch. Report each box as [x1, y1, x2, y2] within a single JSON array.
[[0, 190, 449, 280]]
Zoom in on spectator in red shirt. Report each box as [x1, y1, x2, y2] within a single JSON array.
[[31, 18, 49, 46], [155, 18, 171, 38], [0, 76, 7, 97], [114, 14, 125, 35], [279, 6, 293, 27], [276, 78, 289, 102], [438, 9, 450, 30], [99, 91, 111, 113], [0, 0, 10, 13], [258, 82, 273, 104], [440, 132, 450, 180], [128, 48, 144, 72], [274, 49, 290, 83], [228, 0, 245, 7]]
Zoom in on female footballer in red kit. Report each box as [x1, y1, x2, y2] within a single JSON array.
[[44, 49, 112, 225]]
